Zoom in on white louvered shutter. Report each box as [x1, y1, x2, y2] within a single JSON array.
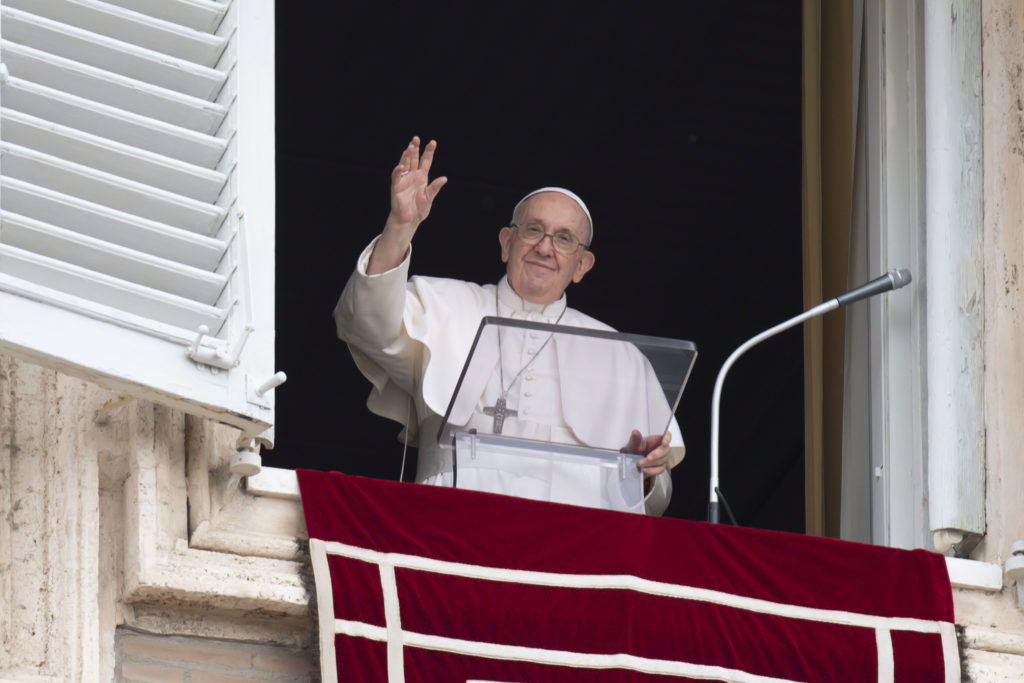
[[0, 0, 278, 443]]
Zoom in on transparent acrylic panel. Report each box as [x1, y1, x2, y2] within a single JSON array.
[[439, 317, 697, 449], [437, 317, 697, 512], [453, 432, 645, 513]]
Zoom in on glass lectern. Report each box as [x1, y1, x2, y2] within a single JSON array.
[[437, 317, 697, 514]]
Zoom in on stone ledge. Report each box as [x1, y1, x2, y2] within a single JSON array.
[[247, 466, 301, 500], [189, 519, 304, 561], [125, 607, 314, 650], [961, 626, 1024, 657], [947, 556, 1004, 592], [962, 648, 1024, 682], [124, 538, 309, 616]]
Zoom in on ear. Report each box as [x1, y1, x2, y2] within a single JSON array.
[[571, 250, 595, 284], [498, 226, 513, 263]]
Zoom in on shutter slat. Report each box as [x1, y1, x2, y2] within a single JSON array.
[[1, 142, 227, 236], [1, 76, 227, 166], [3, 0, 229, 67], [1, 210, 228, 304], [100, 0, 227, 34], [0, 243, 229, 333], [0, 177, 226, 270], [2, 40, 229, 134], [2, 108, 227, 202], [1, 6, 227, 99]]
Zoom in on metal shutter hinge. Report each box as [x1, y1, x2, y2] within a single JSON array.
[[188, 323, 253, 370]]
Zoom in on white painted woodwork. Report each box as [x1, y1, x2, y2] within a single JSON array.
[[871, 0, 929, 551], [4, 0, 230, 67], [869, 0, 930, 550], [0, 0, 277, 439], [1, 142, 227, 233], [1, 109, 227, 201], [924, 0, 987, 541], [0, 244, 229, 331], [0, 6, 226, 98], [1, 40, 229, 133], [0, 176, 227, 270], [0, 212, 228, 303], [841, 0, 929, 550], [0, 74, 228, 165], [101, 0, 228, 34]]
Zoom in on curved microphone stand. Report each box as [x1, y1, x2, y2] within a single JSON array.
[[708, 268, 912, 524]]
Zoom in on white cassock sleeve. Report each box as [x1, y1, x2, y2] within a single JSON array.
[[333, 237, 425, 437], [334, 237, 498, 441]]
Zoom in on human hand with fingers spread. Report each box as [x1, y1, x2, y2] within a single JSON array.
[[367, 136, 448, 274]]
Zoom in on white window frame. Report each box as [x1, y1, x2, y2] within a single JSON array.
[[846, 0, 931, 550]]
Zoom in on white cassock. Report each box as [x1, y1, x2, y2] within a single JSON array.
[[334, 236, 684, 515]]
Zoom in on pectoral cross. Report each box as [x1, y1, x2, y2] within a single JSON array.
[[482, 397, 517, 434]]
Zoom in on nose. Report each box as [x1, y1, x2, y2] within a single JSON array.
[[531, 233, 556, 256]]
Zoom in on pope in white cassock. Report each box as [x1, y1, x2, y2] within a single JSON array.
[[334, 137, 685, 515]]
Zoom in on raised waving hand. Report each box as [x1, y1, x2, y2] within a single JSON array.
[[368, 137, 448, 274]]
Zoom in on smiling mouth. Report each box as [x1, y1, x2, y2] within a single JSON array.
[[525, 259, 555, 272]]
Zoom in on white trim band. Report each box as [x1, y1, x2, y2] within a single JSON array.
[[322, 539, 951, 634]]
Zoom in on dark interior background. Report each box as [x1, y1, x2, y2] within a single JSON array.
[[273, 1, 805, 531]]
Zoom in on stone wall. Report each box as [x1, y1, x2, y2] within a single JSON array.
[[0, 355, 317, 682], [955, 2, 1024, 680], [115, 630, 316, 683]]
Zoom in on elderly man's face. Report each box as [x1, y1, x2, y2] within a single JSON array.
[[498, 192, 595, 305]]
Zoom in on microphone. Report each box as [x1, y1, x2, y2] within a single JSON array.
[[708, 268, 913, 524], [835, 268, 912, 307]]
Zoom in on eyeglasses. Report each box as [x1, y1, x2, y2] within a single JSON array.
[[510, 224, 589, 254]]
